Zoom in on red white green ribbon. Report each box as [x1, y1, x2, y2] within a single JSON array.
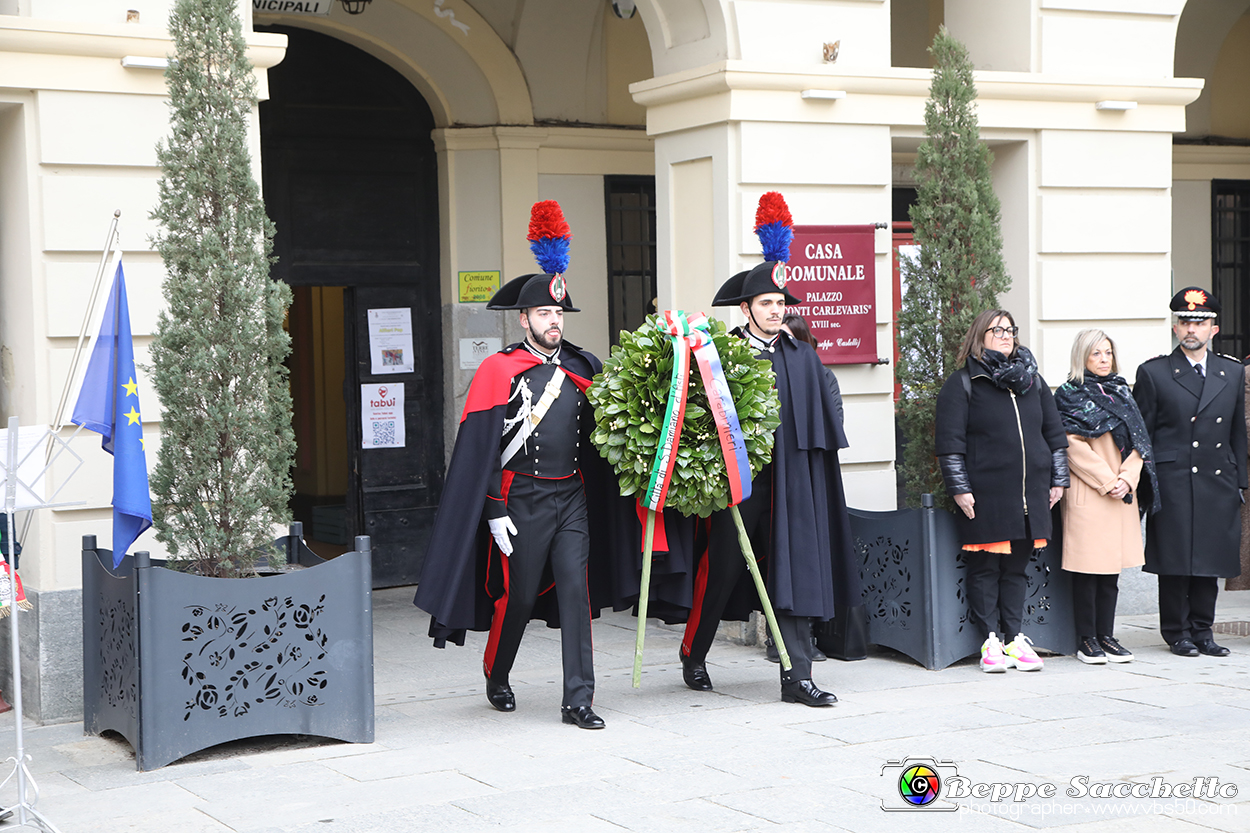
[[642, 311, 752, 511]]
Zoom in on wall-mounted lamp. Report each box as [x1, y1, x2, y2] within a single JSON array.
[[340, 0, 372, 13], [1095, 100, 1137, 111], [800, 90, 847, 100], [610, 0, 636, 18], [121, 56, 169, 70]]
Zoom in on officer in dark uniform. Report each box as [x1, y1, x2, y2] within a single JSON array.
[[415, 201, 607, 729], [1133, 287, 1246, 657], [677, 255, 858, 706]]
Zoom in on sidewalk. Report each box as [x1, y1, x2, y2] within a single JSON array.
[[2, 587, 1250, 832]]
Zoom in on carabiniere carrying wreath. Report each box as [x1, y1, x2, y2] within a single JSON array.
[[588, 313, 780, 517]]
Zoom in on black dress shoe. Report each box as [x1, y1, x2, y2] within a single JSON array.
[[1170, 638, 1199, 657], [485, 677, 515, 712], [780, 679, 837, 707], [1196, 639, 1231, 657], [561, 705, 605, 729], [680, 650, 713, 691]]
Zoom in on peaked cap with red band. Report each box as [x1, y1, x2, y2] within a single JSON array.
[[487, 200, 580, 312], [713, 191, 802, 306]]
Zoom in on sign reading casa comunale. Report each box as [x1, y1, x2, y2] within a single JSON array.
[[784, 225, 878, 365]]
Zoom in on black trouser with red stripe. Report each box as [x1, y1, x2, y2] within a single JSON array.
[[680, 472, 815, 683], [483, 473, 594, 708]]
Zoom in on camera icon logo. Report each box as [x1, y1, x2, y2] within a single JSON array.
[[880, 757, 959, 812]]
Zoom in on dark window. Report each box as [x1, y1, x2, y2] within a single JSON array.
[[1212, 180, 1250, 360], [605, 175, 657, 343]]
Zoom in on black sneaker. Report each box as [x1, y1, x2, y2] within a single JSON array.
[[1076, 636, 1107, 665], [1097, 634, 1133, 663]]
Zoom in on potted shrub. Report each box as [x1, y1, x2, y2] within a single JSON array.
[[80, 0, 373, 770]]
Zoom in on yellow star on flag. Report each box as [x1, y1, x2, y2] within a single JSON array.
[[124, 407, 141, 426], [122, 376, 138, 397]]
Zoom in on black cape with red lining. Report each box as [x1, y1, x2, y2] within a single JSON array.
[[711, 328, 864, 625], [413, 341, 696, 647]]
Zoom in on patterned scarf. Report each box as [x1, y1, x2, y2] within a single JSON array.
[[1053, 372, 1161, 514], [978, 346, 1038, 395]]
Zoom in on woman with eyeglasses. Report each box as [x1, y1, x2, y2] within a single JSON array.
[[935, 309, 1069, 673], [1053, 329, 1158, 665]]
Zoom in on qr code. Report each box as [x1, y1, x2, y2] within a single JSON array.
[[371, 421, 396, 445]]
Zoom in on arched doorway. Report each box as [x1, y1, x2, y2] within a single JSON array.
[[259, 25, 443, 587]]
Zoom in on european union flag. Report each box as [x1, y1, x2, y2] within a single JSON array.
[[71, 258, 153, 568]]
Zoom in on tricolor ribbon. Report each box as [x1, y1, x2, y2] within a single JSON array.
[[642, 311, 752, 512]]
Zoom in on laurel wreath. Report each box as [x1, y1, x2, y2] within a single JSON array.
[[588, 314, 782, 517]]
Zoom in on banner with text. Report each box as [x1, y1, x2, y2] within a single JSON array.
[[783, 224, 877, 365]]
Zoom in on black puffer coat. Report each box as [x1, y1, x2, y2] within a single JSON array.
[[935, 356, 1069, 545]]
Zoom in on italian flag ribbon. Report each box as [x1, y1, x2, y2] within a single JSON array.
[[642, 311, 753, 511]]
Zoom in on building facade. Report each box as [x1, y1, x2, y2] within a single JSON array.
[[0, 0, 1245, 720]]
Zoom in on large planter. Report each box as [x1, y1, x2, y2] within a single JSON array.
[[82, 525, 375, 770], [850, 495, 1074, 670]]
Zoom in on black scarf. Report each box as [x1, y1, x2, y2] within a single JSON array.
[[978, 346, 1037, 395], [1053, 372, 1161, 514]]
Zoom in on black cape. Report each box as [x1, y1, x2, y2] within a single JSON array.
[[716, 329, 862, 621], [413, 341, 695, 646]]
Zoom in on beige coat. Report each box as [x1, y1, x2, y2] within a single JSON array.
[[1060, 432, 1145, 574]]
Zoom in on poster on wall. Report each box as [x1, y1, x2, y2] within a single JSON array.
[[367, 308, 415, 375], [783, 224, 878, 365], [361, 383, 405, 449]]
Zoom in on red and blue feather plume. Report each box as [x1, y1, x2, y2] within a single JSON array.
[[527, 200, 572, 274], [753, 191, 793, 264]]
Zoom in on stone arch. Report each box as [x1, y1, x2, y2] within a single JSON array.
[[1175, 0, 1250, 139], [256, 0, 533, 127], [633, 0, 730, 76]]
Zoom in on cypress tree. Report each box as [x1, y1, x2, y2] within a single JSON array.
[[149, 0, 295, 576], [897, 26, 1010, 507]]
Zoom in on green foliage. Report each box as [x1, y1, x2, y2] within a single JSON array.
[[589, 315, 781, 517], [148, 0, 295, 577], [897, 26, 1011, 508]]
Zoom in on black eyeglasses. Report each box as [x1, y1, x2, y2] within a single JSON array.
[[986, 326, 1019, 338]]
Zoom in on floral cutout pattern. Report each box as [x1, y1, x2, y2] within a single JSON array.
[[180, 594, 330, 721]]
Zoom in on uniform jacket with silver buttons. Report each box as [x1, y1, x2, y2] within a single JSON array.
[[1133, 346, 1247, 577]]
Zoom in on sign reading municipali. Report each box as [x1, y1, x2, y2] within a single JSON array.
[[252, 0, 333, 15], [782, 224, 877, 365]]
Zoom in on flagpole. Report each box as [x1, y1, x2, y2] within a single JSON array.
[[51, 211, 121, 435]]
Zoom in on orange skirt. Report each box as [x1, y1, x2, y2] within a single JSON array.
[[962, 539, 1047, 555]]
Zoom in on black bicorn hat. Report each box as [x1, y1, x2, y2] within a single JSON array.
[[487, 273, 579, 312], [486, 201, 579, 312], [1170, 286, 1219, 319], [712, 191, 802, 307], [711, 262, 802, 306]]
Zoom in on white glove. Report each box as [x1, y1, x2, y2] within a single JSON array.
[[488, 516, 518, 556]]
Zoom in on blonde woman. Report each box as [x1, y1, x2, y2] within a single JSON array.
[[1053, 329, 1159, 664]]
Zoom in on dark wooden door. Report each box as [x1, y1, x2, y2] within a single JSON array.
[[345, 287, 443, 586], [259, 25, 442, 586]]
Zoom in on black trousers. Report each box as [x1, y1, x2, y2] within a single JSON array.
[[1069, 572, 1119, 639], [483, 474, 594, 707], [1157, 574, 1219, 646], [964, 540, 1033, 640], [680, 473, 815, 683]]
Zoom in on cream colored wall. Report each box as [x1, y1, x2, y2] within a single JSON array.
[[539, 174, 611, 361], [606, 12, 652, 126], [435, 126, 654, 455], [1171, 179, 1210, 293], [0, 16, 285, 591]]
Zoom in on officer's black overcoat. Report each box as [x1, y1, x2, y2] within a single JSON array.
[[1133, 348, 1247, 577]]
